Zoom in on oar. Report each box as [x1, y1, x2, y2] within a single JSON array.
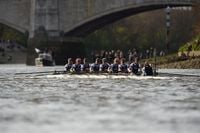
[[15, 70, 65, 75], [158, 72, 200, 77]]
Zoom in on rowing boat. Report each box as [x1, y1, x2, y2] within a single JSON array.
[[46, 73, 169, 80]]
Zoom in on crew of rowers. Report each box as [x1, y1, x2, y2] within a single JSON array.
[[64, 58, 154, 76]]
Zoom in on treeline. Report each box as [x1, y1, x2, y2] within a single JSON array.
[[193, 4, 200, 35], [179, 4, 200, 52], [0, 24, 27, 47], [84, 8, 198, 54]]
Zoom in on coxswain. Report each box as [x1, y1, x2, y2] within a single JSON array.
[[109, 58, 120, 73], [71, 58, 82, 73], [129, 58, 140, 75], [142, 61, 153, 76], [100, 58, 110, 73], [64, 58, 73, 72], [90, 58, 101, 73], [82, 58, 90, 72], [118, 58, 128, 73]]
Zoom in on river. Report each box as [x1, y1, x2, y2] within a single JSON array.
[[0, 64, 200, 133]]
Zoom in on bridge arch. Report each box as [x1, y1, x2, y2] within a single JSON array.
[[0, 19, 27, 34], [64, 1, 194, 37]]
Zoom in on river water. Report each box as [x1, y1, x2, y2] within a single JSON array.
[[0, 64, 200, 133]]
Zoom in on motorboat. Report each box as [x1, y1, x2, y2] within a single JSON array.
[[35, 48, 55, 66], [35, 53, 55, 66]]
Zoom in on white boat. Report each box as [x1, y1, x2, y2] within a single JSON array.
[[35, 53, 55, 66], [35, 48, 55, 66], [46, 73, 170, 80]]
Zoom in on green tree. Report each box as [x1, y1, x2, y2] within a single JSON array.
[[0, 23, 27, 47], [84, 8, 197, 54]]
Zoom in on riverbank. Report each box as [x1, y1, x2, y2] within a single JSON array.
[[145, 54, 200, 69], [158, 58, 200, 69], [0, 51, 26, 64]]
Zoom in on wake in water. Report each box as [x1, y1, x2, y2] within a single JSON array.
[[1, 65, 200, 133], [46, 74, 175, 80]]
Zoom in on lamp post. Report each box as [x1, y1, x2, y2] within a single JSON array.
[[166, 6, 171, 53]]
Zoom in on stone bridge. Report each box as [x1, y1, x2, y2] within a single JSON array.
[[0, 0, 198, 65]]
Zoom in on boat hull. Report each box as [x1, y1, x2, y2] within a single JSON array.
[[35, 58, 54, 66], [46, 73, 168, 80]]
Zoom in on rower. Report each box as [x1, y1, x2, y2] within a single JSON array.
[[142, 61, 153, 76], [119, 58, 128, 73], [100, 58, 110, 73], [82, 58, 90, 72], [109, 58, 120, 73], [90, 58, 101, 73], [71, 58, 82, 73], [64, 58, 73, 72], [129, 58, 140, 75]]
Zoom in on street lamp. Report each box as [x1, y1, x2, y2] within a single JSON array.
[[165, 6, 171, 53]]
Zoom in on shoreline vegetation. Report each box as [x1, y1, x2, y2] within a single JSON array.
[[158, 58, 200, 69], [152, 35, 200, 69], [145, 54, 200, 69]]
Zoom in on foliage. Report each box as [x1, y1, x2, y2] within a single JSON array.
[[179, 35, 200, 52], [0, 24, 27, 47], [178, 4, 200, 52], [193, 4, 200, 34], [179, 44, 189, 52], [84, 9, 197, 54]]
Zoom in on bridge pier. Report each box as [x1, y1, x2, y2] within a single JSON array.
[[26, 35, 86, 65]]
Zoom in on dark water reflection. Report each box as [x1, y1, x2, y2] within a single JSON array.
[[0, 65, 200, 133]]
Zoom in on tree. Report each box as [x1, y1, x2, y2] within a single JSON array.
[[0, 23, 27, 47], [84, 9, 198, 54], [193, 4, 200, 34]]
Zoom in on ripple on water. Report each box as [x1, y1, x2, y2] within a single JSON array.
[[0, 65, 200, 133]]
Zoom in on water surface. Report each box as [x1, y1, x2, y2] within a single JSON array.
[[0, 64, 200, 133]]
